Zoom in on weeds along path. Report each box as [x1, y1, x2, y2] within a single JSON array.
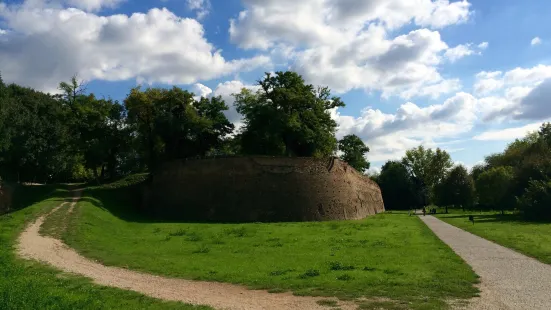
[[17, 190, 356, 310]]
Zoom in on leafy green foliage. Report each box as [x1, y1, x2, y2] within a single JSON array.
[[377, 161, 417, 210], [338, 134, 370, 173], [435, 165, 476, 210], [402, 146, 453, 203], [235, 71, 345, 157], [475, 166, 515, 213], [517, 180, 551, 221], [125, 86, 233, 169]]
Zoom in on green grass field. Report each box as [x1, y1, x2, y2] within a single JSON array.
[[436, 210, 551, 265], [0, 185, 210, 310], [42, 177, 481, 310]]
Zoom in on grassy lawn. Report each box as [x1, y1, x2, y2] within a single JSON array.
[[436, 210, 551, 265], [0, 185, 210, 310], [50, 177, 481, 310]]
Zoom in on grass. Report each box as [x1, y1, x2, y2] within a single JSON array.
[[48, 176, 481, 310], [436, 209, 551, 264], [0, 185, 210, 310]]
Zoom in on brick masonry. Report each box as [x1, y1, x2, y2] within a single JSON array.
[[143, 157, 385, 222]]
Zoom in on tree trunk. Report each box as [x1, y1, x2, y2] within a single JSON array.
[[445, 206, 449, 214]]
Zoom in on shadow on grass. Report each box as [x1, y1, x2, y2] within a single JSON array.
[[6, 184, 72, 214], [440, 213, 550, 224]]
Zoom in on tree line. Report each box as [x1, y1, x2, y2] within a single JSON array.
[[0, 71, 371, 184], [3, 69, 549, 221], [373, 124, 551, 220]]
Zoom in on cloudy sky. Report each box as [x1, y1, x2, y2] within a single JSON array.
[[1, 0, 550, 172]]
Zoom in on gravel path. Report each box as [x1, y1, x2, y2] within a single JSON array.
[[419, 215, 551, 310], [17, 192, 356, 310]]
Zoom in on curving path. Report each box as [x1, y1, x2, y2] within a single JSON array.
[[419, 215, 551, 310], [17, 191, 356, 310]]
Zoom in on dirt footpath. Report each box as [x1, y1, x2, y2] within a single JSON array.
[[17, 192, 356, 310]]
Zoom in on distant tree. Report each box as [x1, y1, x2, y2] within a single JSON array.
[[435, 165, 476, 213], [517, 179, 551, 221], [475, 166, 514, 214], [234, 71, 345, 157], [377, 161, 417, 210], [338, 134, 370, 173], [401, 146, 453, 203], [470, 164, 487, 182]]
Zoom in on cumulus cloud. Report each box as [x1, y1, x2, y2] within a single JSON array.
[[66, 0, 125, 12], [186, 0, 210, 20], [332, 92, 478, 162], [444, 44, 475, 62], [515, 79, 551, 120], [191, 83, 212, 100], [211, 80, 260, 128], [470, 65, 551, 122], [531, 37, 542, 46], [473, 65, 551, 96], [473, 123, 542, 141], [0, 1, 269, 92], [229, 0, 473, 99]]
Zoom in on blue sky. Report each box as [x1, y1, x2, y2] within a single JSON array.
[[1, 0, 551, 172]]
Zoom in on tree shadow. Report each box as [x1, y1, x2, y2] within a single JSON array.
[[442, 213, 549, 224], [6, 184, 72, 214]]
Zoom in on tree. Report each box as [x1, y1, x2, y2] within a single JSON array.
[[401, 146, 453, 203], [475, 166, 514, 214], [377, 161, 417, 210], [234, 71, 345, 157], [338, 134, 370, 173], [517, 180, 551, 221], [125, 86, 233, 169], [435, 165, 475, 213]]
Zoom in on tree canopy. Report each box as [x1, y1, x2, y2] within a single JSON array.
[[338, 134, 370, 173], [234, 71, 345, 157]]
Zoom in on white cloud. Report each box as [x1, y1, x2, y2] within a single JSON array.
[[473, 71, 504, 95], [333, 92, 478, 162], [478, 41, 488, 49], [473, 65, 551, 96], [444, 41, 488, 63], [515, 79, 551, 120], [0, 2, 269, 92], [531, 37, 542, 46], [186, 0, 210, 20], [229, 0, 473, 99], [0, 29, 6, 35], [444, 43, 475, 62], [211, 80, 260, 126], [66, 0, 125, 12], [473, 123, 542, 141], [191, 83, 212, 100], [292, 28, 456, 98]]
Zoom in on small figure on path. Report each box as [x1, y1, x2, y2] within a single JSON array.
[[468, 215, 475, 225], [422, 207, 426, 216]]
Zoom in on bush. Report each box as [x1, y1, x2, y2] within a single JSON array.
[[517, 180, 551, 221]]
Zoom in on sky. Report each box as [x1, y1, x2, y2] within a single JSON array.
[[1, 0, 551, 173]]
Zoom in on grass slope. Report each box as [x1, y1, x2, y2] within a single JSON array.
[[436, 211, 551, 264], [55, 176, 480, 310], [0, 185, 210, 310]]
